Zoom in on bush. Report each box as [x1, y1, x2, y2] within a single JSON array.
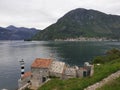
[[106, 48, 120, 55], [92, 49, 120, 64]]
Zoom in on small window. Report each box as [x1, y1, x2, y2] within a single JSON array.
[[27, 80, 30, 83], [83, 71, 87, 77], [42, 77, 46, 82]]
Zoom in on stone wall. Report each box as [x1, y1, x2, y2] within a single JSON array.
[[84, 70, 120, 90], [90, 65, 94, 77], [62, 67, 77, 79], [77, 69, 84, 77], [31, 68, 49, 87], [18, 76, 30, 88], [49, 72, 62, 78]]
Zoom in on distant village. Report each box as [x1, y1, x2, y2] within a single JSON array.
[[55, 37, 119, 42], [18, 58, 94, 90]]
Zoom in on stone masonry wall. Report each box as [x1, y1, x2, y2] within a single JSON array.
[[31, 68, 49, 87]]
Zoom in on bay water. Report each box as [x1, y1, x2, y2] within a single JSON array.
[[0, 41, 120, 90]]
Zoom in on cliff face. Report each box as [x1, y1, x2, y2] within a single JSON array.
[[33, 8, 120, 40]]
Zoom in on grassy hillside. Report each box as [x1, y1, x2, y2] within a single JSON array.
[[37, 49, 120, 90], [97, 77, 120, 90], [33, 8, 120, 40]]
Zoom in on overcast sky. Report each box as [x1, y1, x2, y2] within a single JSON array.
[[0, 0, 120, 29]]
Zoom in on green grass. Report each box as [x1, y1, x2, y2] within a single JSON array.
[[97, 76, 120, 90], [38, 58, 120, 90]]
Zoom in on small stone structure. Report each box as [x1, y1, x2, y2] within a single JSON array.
[[31, 58, 52, 87], [18, 72, 31, 89], [63, 67, 76, 79], [18, 58, 94, 89]]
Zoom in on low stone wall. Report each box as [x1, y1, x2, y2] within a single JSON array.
[[30, 79, 51, 90], [18, 83, 30, 90], [18, 77, 30, 89], [84, 70, 120, 90]]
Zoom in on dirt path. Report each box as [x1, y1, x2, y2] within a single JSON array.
[[84, 70, 120, 90]]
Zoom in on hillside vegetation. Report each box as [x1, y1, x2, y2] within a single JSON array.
[[33, 8, 120, 40], [97, 77, 120, 90], [37, 49, 120, 90]]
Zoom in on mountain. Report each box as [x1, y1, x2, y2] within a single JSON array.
[[32, 8, 120, 40], [0, 27, 13, 40], [0, 25, 40, 40]]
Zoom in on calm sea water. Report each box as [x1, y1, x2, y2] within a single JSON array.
[[0, 41, 120, 90]]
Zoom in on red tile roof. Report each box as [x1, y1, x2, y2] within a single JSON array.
[[31, 58, 52, 68], [22, 72, 31, 79]]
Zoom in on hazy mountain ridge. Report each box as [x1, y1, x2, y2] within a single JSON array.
[[0, 25, 40, 40], [32, 8, 120, 40]]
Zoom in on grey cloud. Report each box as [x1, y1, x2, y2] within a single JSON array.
[[0, 0, 120, 29]]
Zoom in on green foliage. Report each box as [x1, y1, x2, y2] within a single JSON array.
[[106, 48, 120, 55], [92, 48, 120, 64], [92, 56, 105, 64]]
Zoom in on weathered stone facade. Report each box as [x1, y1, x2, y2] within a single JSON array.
[[31, 68, 49, 87], [30, 58, 52, 88], [77, 68, 86, 77], [63, 67, 76, 79]]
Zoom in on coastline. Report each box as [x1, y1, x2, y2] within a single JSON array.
[[54, 37, 119, 42]]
